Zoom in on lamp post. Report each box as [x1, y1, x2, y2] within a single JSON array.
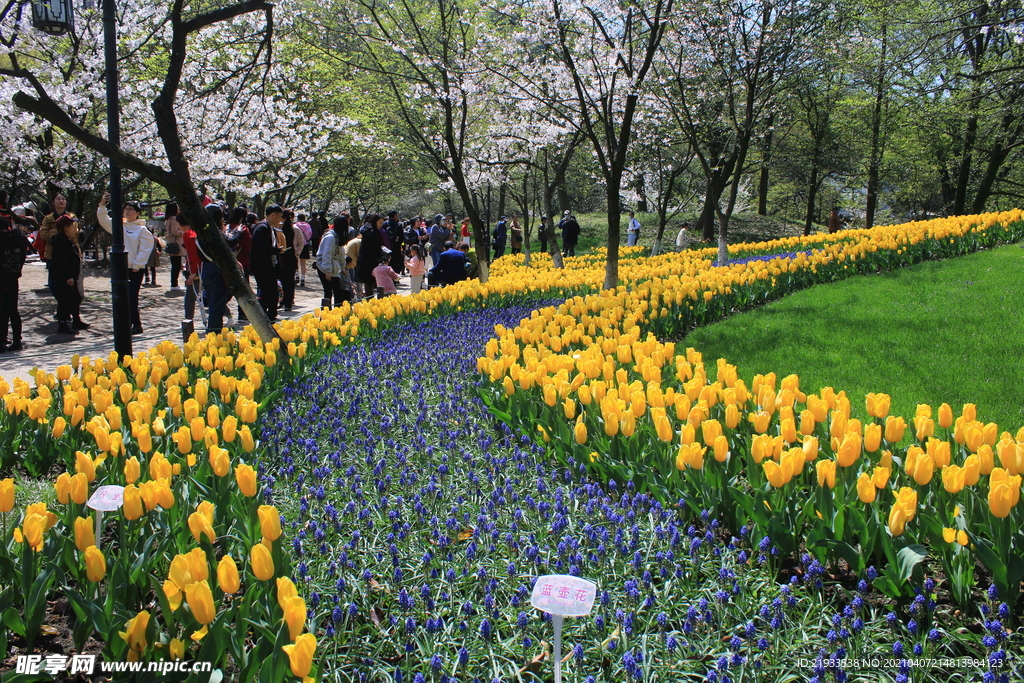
[[100, 0, 133, 357], [34, 0, 131, 356]]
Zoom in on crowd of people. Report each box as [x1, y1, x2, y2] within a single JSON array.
[[0, 190, 494, 349], [0, 183, 653, 352]]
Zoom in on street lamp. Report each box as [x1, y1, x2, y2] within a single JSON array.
[[30, 0, 73, 35], [33, 0, 132, 355]]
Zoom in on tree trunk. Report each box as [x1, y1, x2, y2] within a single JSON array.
[[865, 23, 887, 230], [542, 186, 564, 269], [757, 116, 774, 215], [603, 180, 620, 290], [952, 112, 979, 215], [804, 163, 819, 236], [971, 142, 1009, 214], [698, 187, 717, 241]]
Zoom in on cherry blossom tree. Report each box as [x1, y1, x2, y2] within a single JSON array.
[[0, 0, 350, 340]]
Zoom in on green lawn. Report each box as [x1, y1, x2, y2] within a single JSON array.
[[685, 245, 1024, 431]]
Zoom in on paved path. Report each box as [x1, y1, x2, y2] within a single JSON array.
[[0, 256, 415, 384]]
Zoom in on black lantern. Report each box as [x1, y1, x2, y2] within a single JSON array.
[[31, 0, 75, 36]]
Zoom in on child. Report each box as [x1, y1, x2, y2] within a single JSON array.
[[372, 251, 401, 297], [405, 244, 426, 293]]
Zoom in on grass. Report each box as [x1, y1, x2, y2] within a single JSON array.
[[685, 244, 1024, 431], [565, 211, 811, 254]]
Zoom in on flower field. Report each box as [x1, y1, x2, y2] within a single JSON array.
[[1, 211, 1023, 681]]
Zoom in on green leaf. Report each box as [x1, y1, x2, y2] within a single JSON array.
[[897, 544, 928, 582], [3, 606, 26, 637]]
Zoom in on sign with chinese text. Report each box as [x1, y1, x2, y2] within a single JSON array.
[[530, 575, 597, 617]]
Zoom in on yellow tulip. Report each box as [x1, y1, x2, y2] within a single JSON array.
[[884, 416, 906, 443], [168, 555, 194, 592], [888, 504, 908, 537], [724, 404, 741, 429], [281, 632, 317, 678], [815, 459, 836, 489], [963, 454, 981, 486], [574, 419, 588, 445], [184, 580, 216, 625], [856, 473, 876, 503], [988, 469, 1021, 518], [222, 414, 238, 442], [763, 460, 787, 488], [864, 423, 881, 453], [0, 478, 13, 512], [74, 515, 95, 552], [70, 472, 89, 505], [712, 434, 729, 463], [239, 425, 255, 452], [118, 610, 150, 656], [123, 484, 143, 520], [163, 579, 183, 611], [282, 595, 307, 641], [905, 446, 934, 485], [169, 638, 185, 660], [218, 555, 240, 594], [563, 398, 576, 420], [124, 456, 140, 484], [84, 545, 106, 582], [942, 527, 956, 544], [258, 505, 282, 542], [188, 512, 216, 543], [209, 445, 230, 477], [653, 410, 673, 443], [941, 465, 966, 494], [251, 542, 275, 581], [914, 415, 935, 442], [872, 466, 890, 489], [780, 418, 796, 444], [865, 393, 891, 419], [235, 463, 257, 497], [136, 424, 152, 453], [801, 435, 819, 462], [938, 403, 953, 428], [749, 410, 771, 434], [75, 451, 96, 483], [957, 529, 969, 546], [277, 576, 299, 607], [52, 416, 66, 438], [836, 433, 861, 467]]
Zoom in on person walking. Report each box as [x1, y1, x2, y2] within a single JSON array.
[[385, 210, 405, 274], [277, 211, 305, 312], [178, 212, 201, 330], [510, 214, 523, 255], [427, 214, 450, 268], [295, 213, 313, 287], [828, 207, 842, 234], [559, 210, 580, 257], [250, 204, 283, 322], [96, 193, 154, 335], [0, 213, 31, 351], [460, 216, 471, 247], [406, 244, 426, 293], [627, 210, 641, 246], [492, 216, 508, 260], [356, 213, 384, 296], [315, 217, 352, 307], [538, 215, 548, 254], [36, 191, 76, 264], [164, 202, 186, 290]]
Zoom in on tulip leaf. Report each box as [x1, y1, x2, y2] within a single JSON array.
[[3, 606, 26, 637], [897, 544, 928, 583]]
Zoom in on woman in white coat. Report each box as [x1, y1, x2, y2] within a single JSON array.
[[96, 193, 155, 335]]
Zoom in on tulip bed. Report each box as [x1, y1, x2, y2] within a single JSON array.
[[477, 212, 1024, 616], [263, 304, 1012, 682], [0, 211, 1021, 681]]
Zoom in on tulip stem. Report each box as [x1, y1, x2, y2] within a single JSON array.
[[95, 510, 103, 551]]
